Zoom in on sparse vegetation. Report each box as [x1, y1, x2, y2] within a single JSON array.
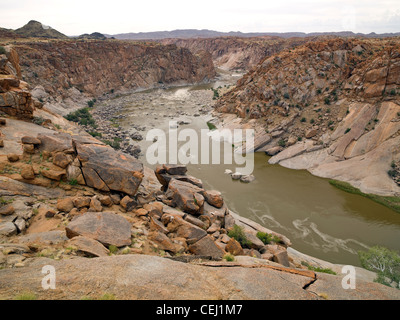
[[68, 178, 78, 186], [89, 131, 102, 138], [32, 116, 45, 126], [14, 292, 37, 300], [102, 137, 122, 150], [329, 179, 400, 214], [228, 225, 251, 247], [358, 246, 400, 289], [224, 253, 235, 262], [65, 107, 96, 128], [256, 232, 282, 245], [0, 197, 14, 206], [206, 122, 217, 131], [301, 262, 337, 275], [99, 293, 116, 300], [0, 46, 6, 55], [211, 88, 220, 100], [87, 100, 95, 108], [108, 245, 118, 254]]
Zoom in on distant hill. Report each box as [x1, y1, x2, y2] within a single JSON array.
[[14, 20, 68, 39], [77, 32, 107, 40], [0, 27, 24, 39], [107, 29, 400, 40]]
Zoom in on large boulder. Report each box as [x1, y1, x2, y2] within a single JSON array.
[[66, 212, 132, 247], [67, 236, 110, 257], [37, 133, 74, 154], [188, 235, 225, 260], [162, 213, 207, 244], [75, 142, 143, 196], [0, 222, 17, 236], [165, 179, 205, 214], [155, 164, 202, 188], [202, 190, 224, 208]]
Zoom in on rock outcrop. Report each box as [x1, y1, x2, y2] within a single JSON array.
[[213, 38, 400, 196], [0, 45, 37, 119], [1, 254, 399, 300]]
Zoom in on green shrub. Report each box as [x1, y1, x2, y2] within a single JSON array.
[[206, 122, 217, 131], [283, 93, 290, 99], [108, 245, 118, 254], [388, 170, 397, 178], [358, 246, 400, 289], [278, 139, 286, 147], [211, 88, 219, 100], [0, 46, 6, 55], [68, 179, 78, 186], [65, 108, 96, 128], [324, 97, 331, 105], [301, 117, 306, 123], [224, 253, 235, 262], [87, 100, 95, 108], [89, 131, 102, 138], [256, 232, 282, 245], [228, 225, 251, 248]]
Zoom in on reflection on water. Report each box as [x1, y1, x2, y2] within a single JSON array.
[[113, 77, 400, 267]]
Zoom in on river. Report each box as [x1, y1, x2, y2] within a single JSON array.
[[99, 71, 400, 267]]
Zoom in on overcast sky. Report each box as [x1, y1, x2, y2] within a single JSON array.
[[1, 0, 399, 36]]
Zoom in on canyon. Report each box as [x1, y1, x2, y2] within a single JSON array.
[[213, 38, 400, 196], [12, 40, 215, 115], [160, 36, 312, 71], [0, 24, 399, 300]]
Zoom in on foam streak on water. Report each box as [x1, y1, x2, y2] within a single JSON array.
[[292, 218, 370, 254]]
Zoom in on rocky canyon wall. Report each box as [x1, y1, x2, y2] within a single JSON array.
[[12, 40, 216, 114], [213, 38, 400, 196], [0, 45, 38, 119], [160, 36, 312, 71]]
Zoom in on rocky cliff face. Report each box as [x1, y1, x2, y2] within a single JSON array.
[[160, 36, 312, 71], [213, 38, 400, 195], [13, 40, 216, 114], [0, 45, 39, 119]]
